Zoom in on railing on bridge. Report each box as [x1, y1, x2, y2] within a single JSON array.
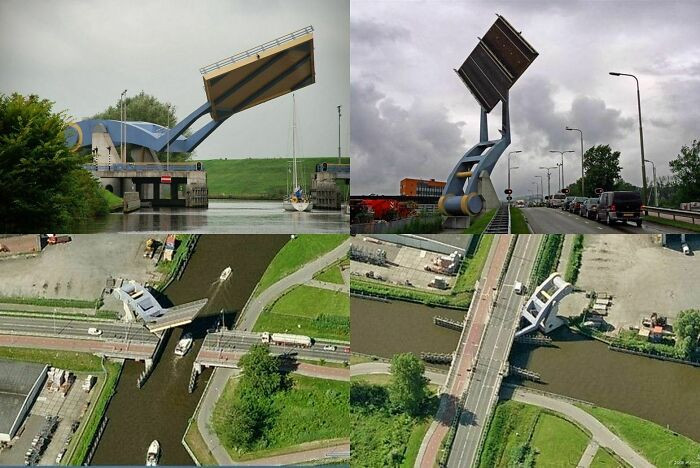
[[84, 162, 204, 172], [643, 206, 700, 225], [199, 26, 314, 74]]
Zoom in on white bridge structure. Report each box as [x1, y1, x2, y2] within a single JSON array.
[[515, 272, 572, 337]]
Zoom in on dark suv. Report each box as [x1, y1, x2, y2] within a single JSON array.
[[596, 191, 643, 227]]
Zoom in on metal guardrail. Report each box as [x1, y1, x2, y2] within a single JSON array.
[[643, 206, 700, 224], [199, 26, 314, 74], [85, 162, 203, 172]]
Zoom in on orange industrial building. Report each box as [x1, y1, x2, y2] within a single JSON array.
[[400, 178, 446, 197]]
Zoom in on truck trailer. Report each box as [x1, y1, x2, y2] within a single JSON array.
[[261, 332, 313, 348]]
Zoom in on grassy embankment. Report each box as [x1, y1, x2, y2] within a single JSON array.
[[350, 234, 493, 309], [100, 188, 123, 212], [643, 215, 700, 233], [530, 234, 564, 287], [0, 347, 121, 466], [565, 234, 585, 285], [312, 256, 348, 285], [212, 375, 349, 461], [0, 295, 100, 309], [464, 209, 496, 234], [202, 157, 350, 199], [577, 403, 700, 467], [478, 400, 590, 467], [391, 214, 444, 234], [254, 234, 348, 297], [253, 284, 349, 342], [509, 206, 530, 233], [351, 374, 437, 467]]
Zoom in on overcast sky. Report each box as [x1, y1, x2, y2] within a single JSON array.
[[350, 0, 700, 197], [0, 0, 349, 159]]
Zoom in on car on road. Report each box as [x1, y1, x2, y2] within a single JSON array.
[[514, 281, 525, 295], [596, 191, 643, 226], [682, 243, 691, 255], [87, 327, 103, 336], [569, 197, 586, 214], [562, 196, 575, 210], [581, 198, 599, 219], [550, 193, 566, 208], [323, 345, 337, 351]]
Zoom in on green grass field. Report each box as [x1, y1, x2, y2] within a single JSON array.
[[453, 234, 493, 294], [643, 215, 700, 233], [0, 295, 99, 309], [201, 157, 350, 199], [510, 206, 530, 233], [530, 413, 589, 467], [100, 188, 123, 212], [213, 374, 349, 461], [254, 234, 348, 297], [478, 400, 591, 467], [184, 420, 218, 466], [465, 209, 496, 233], [253, 285, 349, 341], [0, 346, 104, 372], [591, 447, 627, 467], [313, 258, 346, 285], [577, 403, 700, 467]]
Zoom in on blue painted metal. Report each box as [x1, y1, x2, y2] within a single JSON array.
[[65, 101, 222, 154], [440, 95, 510, 216], [84, 162, 203, 172]]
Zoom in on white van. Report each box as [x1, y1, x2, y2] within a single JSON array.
[[87, 327, 102, 336], [514, 281, 524, 295]]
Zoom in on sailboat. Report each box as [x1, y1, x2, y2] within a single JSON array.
[[283, 94, 313, 212]]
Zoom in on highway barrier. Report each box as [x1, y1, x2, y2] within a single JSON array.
[[644, 206, 700, 225]]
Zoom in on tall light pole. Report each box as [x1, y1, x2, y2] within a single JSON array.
[[531, 182, 538, 202], [555, 163, 562, 192], [540, 166, 558, 202], [610, 72, 647, 203], [644, 159, 658, 206], [549, 150, 575, 191], [120, 89, 127, 163], [337, 105, 342, 164], [534, 176, 543, 203], [166, 104, 171, 171], [565, 127, 584, 196], [507, 150, 522, 202]]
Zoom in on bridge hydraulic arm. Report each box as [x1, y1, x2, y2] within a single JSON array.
[[154, 101, 216, 152]]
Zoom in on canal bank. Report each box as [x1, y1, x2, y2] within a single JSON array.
[[509, 327, 700, 442], [90, 235, 288, 465]]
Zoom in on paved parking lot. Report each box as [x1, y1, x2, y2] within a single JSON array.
[[0, 371, 100, 466], [351, 237, 458, 291], [576, 235, 700, 330], [0, 234, 160, 300]]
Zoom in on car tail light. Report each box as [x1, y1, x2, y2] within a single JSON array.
[[610, 204, 616, 212]]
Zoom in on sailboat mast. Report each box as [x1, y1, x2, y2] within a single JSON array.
[[292, 94, 298, 189]]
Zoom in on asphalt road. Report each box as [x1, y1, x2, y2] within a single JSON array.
[[447, 235, 540, 468], [0, 314, 157, 343], [522, 207, 691, 233]]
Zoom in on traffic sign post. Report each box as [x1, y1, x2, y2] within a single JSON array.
[[594, 187, 603, 195], [161, 175, 172, 184], [561, 188, 570, 194], [506, 196, 512, 201], [504, 189, 513, 195]]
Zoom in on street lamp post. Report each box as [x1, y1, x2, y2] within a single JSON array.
[[565, 127, 584, 196], [337, 105, 342, 164], [555, 163, 562, 192], [540, 166, 558, 203], [120, 90, 127, 163], [508, 150, 522, 204], [534, 176, 544, 203], [609, 72, 647, 203], [549, 150, 575, 191], [644, 159, 658, 206]]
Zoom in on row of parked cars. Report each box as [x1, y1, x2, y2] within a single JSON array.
[[549, 191, 644, 227]]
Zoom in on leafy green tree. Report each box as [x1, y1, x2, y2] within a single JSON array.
[[675, 309, 700, 357], [669, 139, 700, 204], [89, 91, 192, 161], [389, 353, 429, 416], [238, 343, 283, 396], [583, 145, 623, 196], [0, 93, 108, 231]]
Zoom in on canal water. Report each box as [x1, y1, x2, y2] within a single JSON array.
[[73, 200, 348, 234], [351, 297, 466, 369], [91, 235, 288, 465], [509, 328, 700, 442]]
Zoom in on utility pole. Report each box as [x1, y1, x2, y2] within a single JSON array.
[[565, 127, 585, 196], [610, 72, 647, 203], [120, 90, 127, 163], [507, 150, 521, 205], [166, 104, 171, 171], [644, 159, 658, 206], [337, 105, 342, 164], [540, 166, 557, 203], [534, 176, 544, 203], [549, 150, 575, 191]]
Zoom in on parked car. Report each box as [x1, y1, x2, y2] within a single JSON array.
[[596, 191, 643, 226], [87, 327, 102, 336], [569, 197, 586, 214], [550, 193, 566, 208], [581, 198, 599, 219], [562, 196, 575, 210]]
